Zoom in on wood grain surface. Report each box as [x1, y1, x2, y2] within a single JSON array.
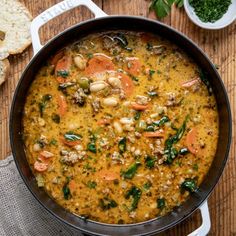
[[0, 0, 235, 235]]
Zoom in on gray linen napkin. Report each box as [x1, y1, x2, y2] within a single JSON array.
[[0, 156, 82, 236]]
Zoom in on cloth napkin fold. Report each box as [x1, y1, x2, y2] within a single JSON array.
[[0, 156, 82, 236]]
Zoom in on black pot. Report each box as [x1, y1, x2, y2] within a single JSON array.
[[10, 5, 232, 236]]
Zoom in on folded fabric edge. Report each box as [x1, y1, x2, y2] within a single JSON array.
[[0, 155, 14, 167]]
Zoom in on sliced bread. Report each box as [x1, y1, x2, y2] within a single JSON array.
[[0, 0, 32, 60], [0, 59, 10, 86]]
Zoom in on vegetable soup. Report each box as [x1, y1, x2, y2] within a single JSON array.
[[22, 31, 218, 224]]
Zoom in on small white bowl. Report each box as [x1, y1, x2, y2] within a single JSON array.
[[184, 0, 236, 30]]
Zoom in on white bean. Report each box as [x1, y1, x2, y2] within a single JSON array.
[[33, 143, 41, 152], [74, 55, 86, 70], [90, 81, 108, 92], [107, 77, 122, 88], [135, 95, 149, 105], [103, 97, 118, 107], [120, 117, 134, 125], [122, 101, 131, 107], [113, 121, 123, 133], [38, 117, 45, 127], [150, 113, 159, 118]]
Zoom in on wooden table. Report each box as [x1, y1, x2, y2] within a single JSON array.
[[0, 0, 235, 235]]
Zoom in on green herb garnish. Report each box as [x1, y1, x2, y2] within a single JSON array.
[[150, 0, 184, 18], [87, 180, 97, 189], [50, 138, 57, 146], [189, 0, 231, 23]]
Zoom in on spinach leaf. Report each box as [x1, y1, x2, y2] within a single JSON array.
[[181, 178, 198, 193], [199, 69, 212, 95], [62, 177, 72, 200], [153, 116, 169, 126], [113, 33, 128, 47], [64, 132, 82, 141], [145, 125, 155, 132], [164, 115, 189, 164], [143, 181, 152, 190], [134, 111, 141, 120], [38, 94, 52, 117], [99, 197, 118, 210], [113, 33, 132, 51], [147, 91, 158, 97], [164, 147, 178, 164], [145, 156, 156, 169], [118, 137, 126, 154], [157, 198, 166, 210], [57, 70, 69, 78], [179, 147, 189, 155], [87, 143, 96, 153], [146, 42, 153, 51], [125, 186, 142, 211], [122, 162, 141, 179], [58, 82, 75, 95]]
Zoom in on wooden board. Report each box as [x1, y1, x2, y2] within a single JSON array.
[[0, 0, 235, 235]]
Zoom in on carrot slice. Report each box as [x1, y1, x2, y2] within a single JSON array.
[[60, 136, 81, 147], [181, 78, 200, 88], [119, 73, 134, 97], [131, 103, 149, 110], [186, 128, 199, 154], [125, 57, 141, 76], [97, 119, 111, 125], [39, 150, 54, 158], [55, 56, 71, 83], [143, 131, 164, 138], [51, 49, 65, 66], [34, 161, 48, 172], [68, 179, 77, 192], [97, 170, 120, 181], [57, 95, 67, 116], [85, 54, 115, 75]]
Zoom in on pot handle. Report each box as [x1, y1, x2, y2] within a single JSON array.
[[187, 201, 211, 236], [30, 0, 107, 55]]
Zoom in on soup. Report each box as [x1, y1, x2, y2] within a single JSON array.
[[23, 31, 218, 224]]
